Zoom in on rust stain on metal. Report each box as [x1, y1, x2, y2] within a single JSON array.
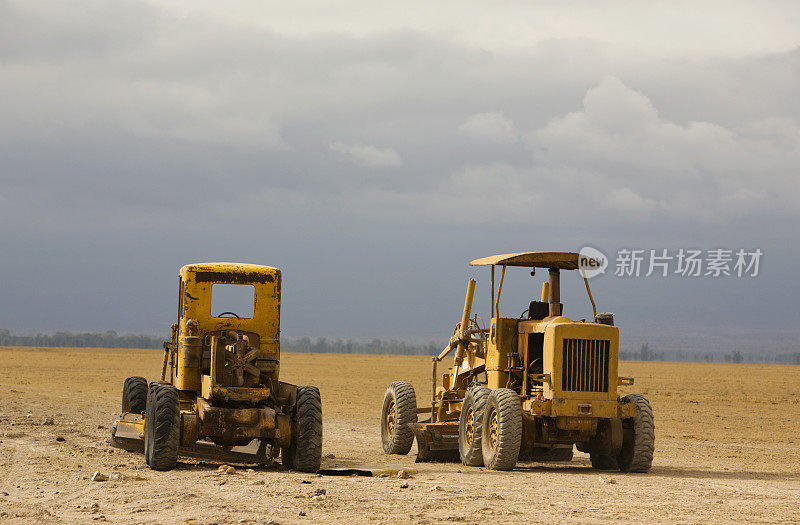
[[194, 270, 274, 284]]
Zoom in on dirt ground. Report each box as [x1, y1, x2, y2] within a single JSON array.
[[0, 347, 798, 524]]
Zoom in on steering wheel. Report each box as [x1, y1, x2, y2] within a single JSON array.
[[217, 311, 240, 318]]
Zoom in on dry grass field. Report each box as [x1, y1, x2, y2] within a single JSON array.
[[1, 347, 798, 524]]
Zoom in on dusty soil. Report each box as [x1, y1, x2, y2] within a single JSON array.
[[0, 347, 798, 524]]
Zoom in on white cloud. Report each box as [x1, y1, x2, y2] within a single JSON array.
[[329, 142, 403, 167], [526, 76, 800, 221], [152, 1, 800, 58], [458, 112, 517, 142]]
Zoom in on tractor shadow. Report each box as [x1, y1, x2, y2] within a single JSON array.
[[650, 465, 800, 482], [175, 460, 283, 472], [512, 462, 800, 482], [319, 455, 373, 469]]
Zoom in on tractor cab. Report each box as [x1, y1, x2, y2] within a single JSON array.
[[173, 263, 282, 399]]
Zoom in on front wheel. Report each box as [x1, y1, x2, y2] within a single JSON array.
[[480, 388, 522, 471], [617, 394, 654, 472], [282, 386, 323, 473], [381, 382, 417, 455], [459, 386, 490, 466]]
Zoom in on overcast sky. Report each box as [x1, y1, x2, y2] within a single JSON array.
[[1, 1, 798, 351]]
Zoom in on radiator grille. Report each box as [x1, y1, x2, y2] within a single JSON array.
[[561, 338, 610, 392]]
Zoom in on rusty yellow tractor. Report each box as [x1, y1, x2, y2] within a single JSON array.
[[111, 263, 322, 472], [381, 252, 654, 472]]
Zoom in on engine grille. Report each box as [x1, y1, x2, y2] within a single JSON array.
[[561, 338, 610, 392]]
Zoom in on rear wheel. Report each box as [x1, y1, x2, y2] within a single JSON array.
[[617, 394, 654, 472], [480, 388, 522, 471], [381, 381, 417, 455], [144, 382, 179, 471], [122, 376, 147, 414], [458, 386, 490, 466], [282, 386, 323, 472]]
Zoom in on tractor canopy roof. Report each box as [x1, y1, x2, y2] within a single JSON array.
[[469, 252, 593, 270], [180, 262, 280, 284]]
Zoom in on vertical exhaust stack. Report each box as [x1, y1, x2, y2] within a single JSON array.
[[548, 268, 563, 316]]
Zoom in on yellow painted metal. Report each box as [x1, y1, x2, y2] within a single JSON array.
[[201, 374, 271, 403], [455, 279, 476, 363], [470, 252, 599, 269], [451, 279, 475, 387], [114, 413, 144, 440], [181, 412, 199, 446], [196, 398, 277, 439], [533, 315, 620, 401], [494, 265, 506, 317], [556, 416, 597, 432], [490, 265, 495, 318], [581, 270, 598, 319], [419, 251, 643, 455], [276, 414, 292, 447], [176, 332, 203, 392], [486, 318, 518, 389], [524, 397, 634, 419], [176, 262, 281, 391]]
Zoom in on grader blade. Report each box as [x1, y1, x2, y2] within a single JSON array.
[[411, 422, 459, 463], [110, 415, 273, 465]]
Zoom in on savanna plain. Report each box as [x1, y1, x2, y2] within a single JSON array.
[[0, 347, 798, 524]]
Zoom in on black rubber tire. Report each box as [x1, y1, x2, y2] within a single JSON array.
[[143, 380, 170, 465], [122, 376, 148, 414], [144, 382, 180, 471], [480, 388, 522, 471], [282, 386, 323, 473], [458, 386, 490, 466], [143, 384, 154, 464], [380, 381, 417, 455], [617, 394, 655, 473]]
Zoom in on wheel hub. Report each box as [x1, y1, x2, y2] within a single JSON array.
[[488, 409, 498, 450], [386, 401, 396, 436], [465, 407, 475, 446]]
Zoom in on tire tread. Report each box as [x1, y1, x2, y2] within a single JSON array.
[[122, 376, 148, 414], [146, 383, 180, 471], [381, 382, 417, 455], [459, 386, 490, 466], [617, 394, 655, 473], [481, 388, 522, 471], [283, 386, 323, 472]]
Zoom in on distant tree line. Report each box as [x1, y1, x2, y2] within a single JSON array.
[[0, 329, 163, 349], [282, 337, 441, 356], [0, 329, 442, 355], [1, 329, 798, 364], [620, 342, 800, 365]]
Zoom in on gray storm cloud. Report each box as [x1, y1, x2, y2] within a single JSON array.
[[0, 0, 798, 351]]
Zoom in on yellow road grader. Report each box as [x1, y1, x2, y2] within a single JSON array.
[[381, 252, 654, 472], [111, 263, 322, 472]]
